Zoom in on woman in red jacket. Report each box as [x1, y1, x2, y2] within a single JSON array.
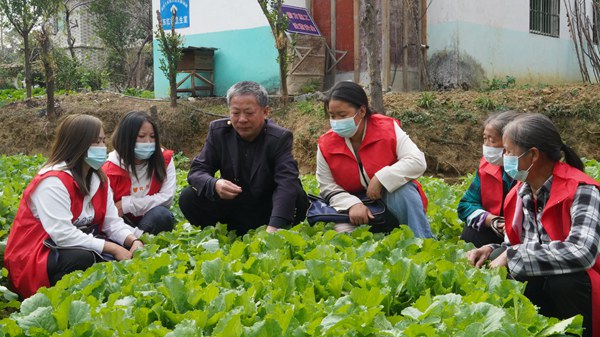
[[316, 81, 431, 237], [102, 111, 175, 235], [457, 111, 519, 247], [467, 114, 600, 337], [4, 114, 143, 298]]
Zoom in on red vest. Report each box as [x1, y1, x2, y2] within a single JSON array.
[[504, 162, 600, 337], [4, 171, 107, 298], [478, 157, 504, 216], [318, 114, 428, 211], [102, 150, 173, 220]]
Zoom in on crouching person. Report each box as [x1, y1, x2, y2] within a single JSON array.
[[102, 111, 176, 235], [179, 81, 309, 234], [4, 114, 143, 298], [467, 114, 600, 337]]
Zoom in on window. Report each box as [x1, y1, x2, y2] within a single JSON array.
[[530, 0, 560, 37]]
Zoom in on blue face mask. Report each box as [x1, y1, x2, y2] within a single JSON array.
[[85, 146, 107, 170], [503, 150, 533, 182], [330, 111, 362, 138], [134, 142, 156, 160]]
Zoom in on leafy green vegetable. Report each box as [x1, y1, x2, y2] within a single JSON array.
[[0, 155, 595, 336]]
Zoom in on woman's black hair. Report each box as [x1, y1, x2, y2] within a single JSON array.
[[111, 111, 166, 182], [324, 81, 373, 116], [503, 113, 584, 171]]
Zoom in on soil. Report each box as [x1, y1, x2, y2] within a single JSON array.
[[1, 83, 600, 178]]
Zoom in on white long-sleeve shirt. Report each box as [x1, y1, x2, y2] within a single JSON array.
[[29, 163, 141, 254], [106, 151, 176, 217], [316, 121, 426, 211]]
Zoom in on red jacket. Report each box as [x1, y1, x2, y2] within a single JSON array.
[[478, 157, 504, 216], [318, 114, 427, 211], [102, 150, 173, 221], [4, 171, 107, 298], [504, 162, 600, 337]]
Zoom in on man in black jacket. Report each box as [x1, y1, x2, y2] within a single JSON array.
[[179, 81, 309, 234]]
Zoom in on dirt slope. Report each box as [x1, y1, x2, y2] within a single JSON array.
[[1, 84, 599, 177]]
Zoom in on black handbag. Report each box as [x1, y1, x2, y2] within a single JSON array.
[[306, 194, 389, 226]]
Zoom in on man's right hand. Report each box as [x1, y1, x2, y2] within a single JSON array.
[[215, 179, 243, 199]]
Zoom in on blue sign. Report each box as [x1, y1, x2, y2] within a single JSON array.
[[160, 0, 190, 30], [281, 5, 321, 36]]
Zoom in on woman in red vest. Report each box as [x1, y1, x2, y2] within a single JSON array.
[[4, 114, 143, 299], [316, 81, 432, 237], [102, 111, 175, 235], [457, 111, 519, 247], [467, 114, 600, 337]]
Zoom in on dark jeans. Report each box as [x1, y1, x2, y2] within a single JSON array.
[[47, 248, 98, 286], [519, 271, 592, 337], [460, 225, 503, 248], [131, 205, 175, 235], [179, 186, 309, 235]]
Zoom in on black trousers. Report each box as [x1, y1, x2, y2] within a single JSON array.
[[46, 248, 98, 286], [460, 225, 503, 248], [519, 271, 592, 337], [179, 186, 309, 235]]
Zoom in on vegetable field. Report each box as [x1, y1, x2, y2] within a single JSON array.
[[0, 154, 596, 336]]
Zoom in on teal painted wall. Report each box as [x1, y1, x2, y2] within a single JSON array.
[[154, 26, 280, 98], [428, 21, 582, 84]]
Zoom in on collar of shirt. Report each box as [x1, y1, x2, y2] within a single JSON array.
[[517, 175, 554, 243], [517, 175, 553, 202]]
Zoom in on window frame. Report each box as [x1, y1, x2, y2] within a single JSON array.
[[530, 0, 561, 38]]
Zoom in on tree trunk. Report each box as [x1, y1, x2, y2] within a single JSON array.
[[39, 25, 55, 119], [361, 0, 385, 114], [278, 47, 288, 107], [169, 78, 177, 108], [130, 35, 152, 89], [46, 68, 56, 119], [23, 31, 32, 99], [65, 9, 77, 60]]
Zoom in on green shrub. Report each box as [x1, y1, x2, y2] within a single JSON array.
[[80, 68, 108, 91], [483, 75, 516, 91], [299, 79, 321, 94], [123, 87, 154, 98], [416, 92, 436, 109], [475, 95, 496, 110]]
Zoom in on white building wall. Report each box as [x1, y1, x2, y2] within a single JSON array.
[[151, 0, 307, 35], [426, 0, 593, 85], [152, 0, 308, 97]]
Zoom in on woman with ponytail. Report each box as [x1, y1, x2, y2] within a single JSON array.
[[466, 113, 600, 337]]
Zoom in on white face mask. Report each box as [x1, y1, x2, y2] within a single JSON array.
[[482, 145, 504, 166]]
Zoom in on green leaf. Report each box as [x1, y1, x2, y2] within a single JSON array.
[[200, 238, 220, 253], [350, 287, 386, 308], [161, 276, 190, 314], [15, 306, 58, 334], [19, 293, 52, 316], [403, 324, 436, 337], [68, 300, 92, 326], [201, 258, 223, 284], [536, 315, 583, 336], [212, 311, 243, 337], [165, 319, 202, 337]]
